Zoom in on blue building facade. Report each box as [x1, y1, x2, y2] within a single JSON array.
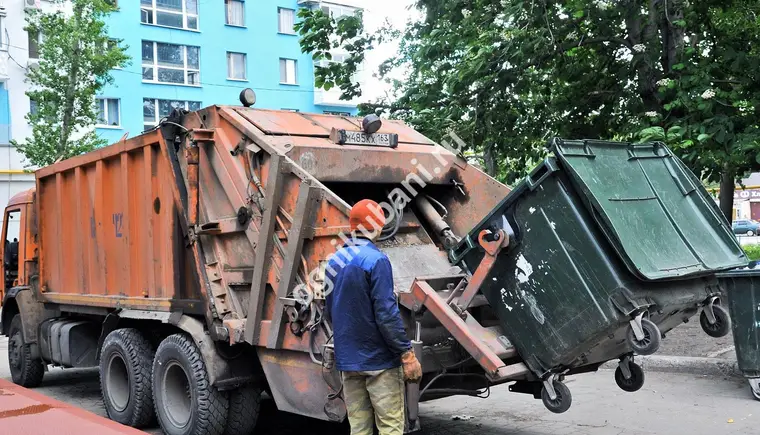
[[97, 0, 358, 143]]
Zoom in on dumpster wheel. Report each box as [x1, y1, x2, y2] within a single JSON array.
[[626, 317, 661, 356], [700, 304, 731, 338], [614, 360, 645, 392], [749, 379, 760, 401], [541, 377, 572, 414]]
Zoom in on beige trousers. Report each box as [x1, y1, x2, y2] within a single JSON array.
[[342, 366, 405, 435]]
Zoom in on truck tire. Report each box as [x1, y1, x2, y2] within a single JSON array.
[[153, 333, 229, 435], [8, 314, 44, 387], [99, 328, 156, 428], [224, 384, 262, 435]]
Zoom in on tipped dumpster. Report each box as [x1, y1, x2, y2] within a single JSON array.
[[450, 139, 745, 412]]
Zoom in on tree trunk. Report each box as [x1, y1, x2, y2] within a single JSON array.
[[483, 145, 497, 177], [719, 167, 736, 223], [625, 0, 661, 111], [57, 6, 83, 156]]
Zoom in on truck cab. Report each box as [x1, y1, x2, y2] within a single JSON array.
[[0, 189, 34, 308]]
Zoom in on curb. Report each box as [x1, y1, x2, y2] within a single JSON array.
[[600, 355, 743, 379]]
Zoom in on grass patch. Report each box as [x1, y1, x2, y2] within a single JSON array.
[[744, 244, 760, 261]]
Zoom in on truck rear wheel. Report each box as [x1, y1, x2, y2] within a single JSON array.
[[99, 328, 156, 428], [224, 384, 262, 435], [8, 314, 44, 387], [153, 333, 229, 435]]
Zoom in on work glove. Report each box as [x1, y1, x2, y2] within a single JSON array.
[[401, 350, 422, 383]]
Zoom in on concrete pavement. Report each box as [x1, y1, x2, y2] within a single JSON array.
[[1, 335, 758, 435]]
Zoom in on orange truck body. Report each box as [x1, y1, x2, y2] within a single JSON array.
[[1, 105, 528, 431]]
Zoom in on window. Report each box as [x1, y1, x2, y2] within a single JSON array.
[[281, 108, 300, 112], [142, 41, 200, 86], [96, 98, 121, 127], [227, 52, 247, 80], [143, 98, 201, 131], [106, 39, 122, 69], [316, 52, 361, 84], [28, 30, 40, 59], [3, 210, 21, 289], [324, 111, 351, 116], [141, 0, 198, 31], [278, 8, 295, 34], [29, 99, 38, 116], [225, 0, 244, 26], [316, 52, 347, 68], [279, 58, 297, 85], [320, 4, 357, 20]]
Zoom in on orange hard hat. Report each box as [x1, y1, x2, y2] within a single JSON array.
[[349, 199, 386, 233]]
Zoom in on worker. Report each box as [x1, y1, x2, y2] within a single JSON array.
[[325, 199, 423, 435]]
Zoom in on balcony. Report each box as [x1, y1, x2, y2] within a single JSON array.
[[313, 86, 361, 108]]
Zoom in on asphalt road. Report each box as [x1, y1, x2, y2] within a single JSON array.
[[1, 336, 758, 435]]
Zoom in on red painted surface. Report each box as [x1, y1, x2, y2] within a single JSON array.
[[751, 202, 760, 221], [0, 379, 144, 435]]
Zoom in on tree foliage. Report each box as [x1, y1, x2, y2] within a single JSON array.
[[297, 0, 760, 221], [295, 8, 392, 101], [12, 0, 129, 167]]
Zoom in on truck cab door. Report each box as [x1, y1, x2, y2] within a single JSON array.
[[0, 208, 23, 302]]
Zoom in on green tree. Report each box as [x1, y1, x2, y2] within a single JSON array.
[[297, 0, 760, 222], [12, 0, 129, 167], [295, 7, 388, 101]]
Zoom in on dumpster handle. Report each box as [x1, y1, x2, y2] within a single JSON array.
[[554, 140, 597, 159], [448, 235, 477, 265], [525, 159, 559, 191]]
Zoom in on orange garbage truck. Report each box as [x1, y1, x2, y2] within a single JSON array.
[[0, 97, 741, 434]]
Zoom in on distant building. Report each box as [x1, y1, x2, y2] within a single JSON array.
[[0, 0, 364, 233], [98, 0, 364, 143], [709, 173, 760, 221]]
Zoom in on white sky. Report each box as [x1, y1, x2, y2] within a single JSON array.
[[360, 0, 418, 101]]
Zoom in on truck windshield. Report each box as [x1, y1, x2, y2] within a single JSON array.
[[3, 210, 20, 290]]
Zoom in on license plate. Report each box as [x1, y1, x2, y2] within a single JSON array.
[[331, 128, 399, 148]]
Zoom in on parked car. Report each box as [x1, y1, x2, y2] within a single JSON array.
[[732, 219, 760, 236]]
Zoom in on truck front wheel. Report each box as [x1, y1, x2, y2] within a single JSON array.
[[153, 333, 229, 435], [99, 328, 157, 428], [8, 314, 44, 387]]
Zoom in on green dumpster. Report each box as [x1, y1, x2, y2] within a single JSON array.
[[450, 139, 747, 411], [717, 266, 760, 400]]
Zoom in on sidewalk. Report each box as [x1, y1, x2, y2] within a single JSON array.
[[659, 319, 737, 359], [0, 378, 144, 435]]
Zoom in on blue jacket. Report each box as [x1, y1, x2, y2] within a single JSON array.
[[325, 238, 411, 372]]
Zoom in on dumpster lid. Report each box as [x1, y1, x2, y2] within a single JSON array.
[[551, 139, 747, 280]]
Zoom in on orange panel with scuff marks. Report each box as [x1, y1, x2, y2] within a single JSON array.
[[35, 133, 201, 306]]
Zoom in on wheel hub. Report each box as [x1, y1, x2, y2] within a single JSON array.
[[163, 361, 192, 429], [106, 354, 131, 412]]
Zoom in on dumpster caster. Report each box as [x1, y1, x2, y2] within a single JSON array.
[[614, 357, 645, 392], [541, 376, 572, 414], [700, 300, 731, 338], [627, 315, 661, 356], [749, 379, 760, 401]]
